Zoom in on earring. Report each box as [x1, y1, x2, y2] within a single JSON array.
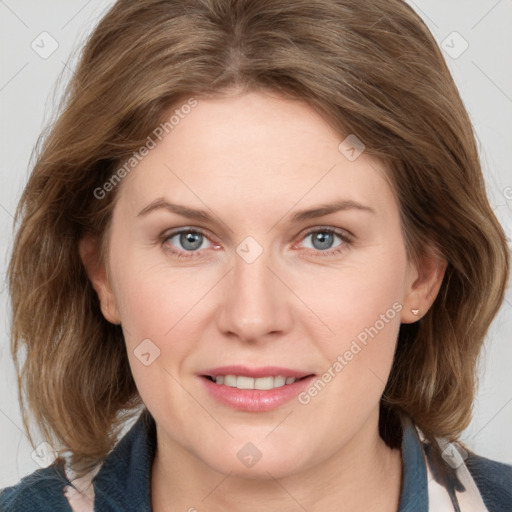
[[411, 308, 420, 316]]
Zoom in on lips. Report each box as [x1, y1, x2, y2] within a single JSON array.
[[198, 365, 316, 412]]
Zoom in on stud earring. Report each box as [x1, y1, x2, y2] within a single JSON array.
[[411, 308, 420, 316]]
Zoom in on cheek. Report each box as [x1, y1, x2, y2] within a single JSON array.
[[111, 243, 200, 340], [295, 247, 406, 404], [116, 262, 202, 420], [110, 252, 223, 397], [300, 250, 405, 350], [118, 275, 198, 382]]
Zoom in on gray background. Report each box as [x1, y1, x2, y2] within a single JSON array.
[[0, 0, 511, 488]]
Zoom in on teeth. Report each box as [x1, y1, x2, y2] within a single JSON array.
[[274, 376, 286, 387], [255, 376, 275, 390], [224, 375, 237, 387], [214, 375, 297, 390], [237, 376, 255, 389]]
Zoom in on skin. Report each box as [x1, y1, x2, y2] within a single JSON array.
[[80, 90, 446, 511]]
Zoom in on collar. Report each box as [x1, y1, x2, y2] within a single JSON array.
[[398, 414, 429, 511], [92, 408, 156, 511], [88, 409, 429, 511]]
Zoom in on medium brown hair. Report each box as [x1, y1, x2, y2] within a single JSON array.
[[8, 0, 509, 478]]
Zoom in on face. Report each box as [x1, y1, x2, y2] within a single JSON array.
[[87, 90, 427, 479]]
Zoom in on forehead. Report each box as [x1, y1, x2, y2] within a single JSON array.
[[116, 91, 397, 222]]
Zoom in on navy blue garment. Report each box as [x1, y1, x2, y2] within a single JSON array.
[[1, 408, 511, 511]]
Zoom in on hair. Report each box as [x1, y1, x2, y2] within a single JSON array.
[[8, 0, 509, 479]]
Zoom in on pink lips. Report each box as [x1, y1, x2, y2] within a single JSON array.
[[198, 365, 315, 412]]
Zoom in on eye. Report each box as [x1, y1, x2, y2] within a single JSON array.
[[162, 228, 214, 259], [297, 227, 352, 257], [161, 226, 353, 260]]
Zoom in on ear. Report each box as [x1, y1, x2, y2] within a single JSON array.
[[78, 235, 121, 325], [401, 246, 447, 324]]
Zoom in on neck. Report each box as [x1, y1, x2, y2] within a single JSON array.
[[151, 413, 403, 512]]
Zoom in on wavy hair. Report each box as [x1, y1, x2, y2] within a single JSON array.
[[7, 0, 509, 478]]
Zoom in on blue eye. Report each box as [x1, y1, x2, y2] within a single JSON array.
[[163, 229, 212, 258], [294, 227, 353, 258], [301, 229, 344, 252], [161, 227, 352, 260]]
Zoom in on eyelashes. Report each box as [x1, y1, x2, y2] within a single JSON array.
[[160, 226, 353, 260]]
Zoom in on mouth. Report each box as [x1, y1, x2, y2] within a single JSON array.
[[198, 365, 316, 411], [201, 374, 313, 390]]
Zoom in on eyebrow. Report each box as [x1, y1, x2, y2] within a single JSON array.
[[136, 197, 376, 223]]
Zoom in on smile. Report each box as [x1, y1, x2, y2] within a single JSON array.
[[198, 366, 316, 412], [206, 374, 301, 390]]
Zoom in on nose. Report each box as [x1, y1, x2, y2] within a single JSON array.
[[216, 240, 293, 344]]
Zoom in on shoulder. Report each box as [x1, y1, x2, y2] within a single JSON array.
[[0, 463, 72, 512], [0, 409, 155, 511], [465, 452, 512, 512]]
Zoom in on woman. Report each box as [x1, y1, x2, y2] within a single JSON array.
[[1, 0, 511, 510]]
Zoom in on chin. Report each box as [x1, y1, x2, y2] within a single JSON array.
[[199, 443, 312, 480]]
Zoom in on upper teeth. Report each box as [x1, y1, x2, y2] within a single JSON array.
[[214, 375, 297, 390]]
